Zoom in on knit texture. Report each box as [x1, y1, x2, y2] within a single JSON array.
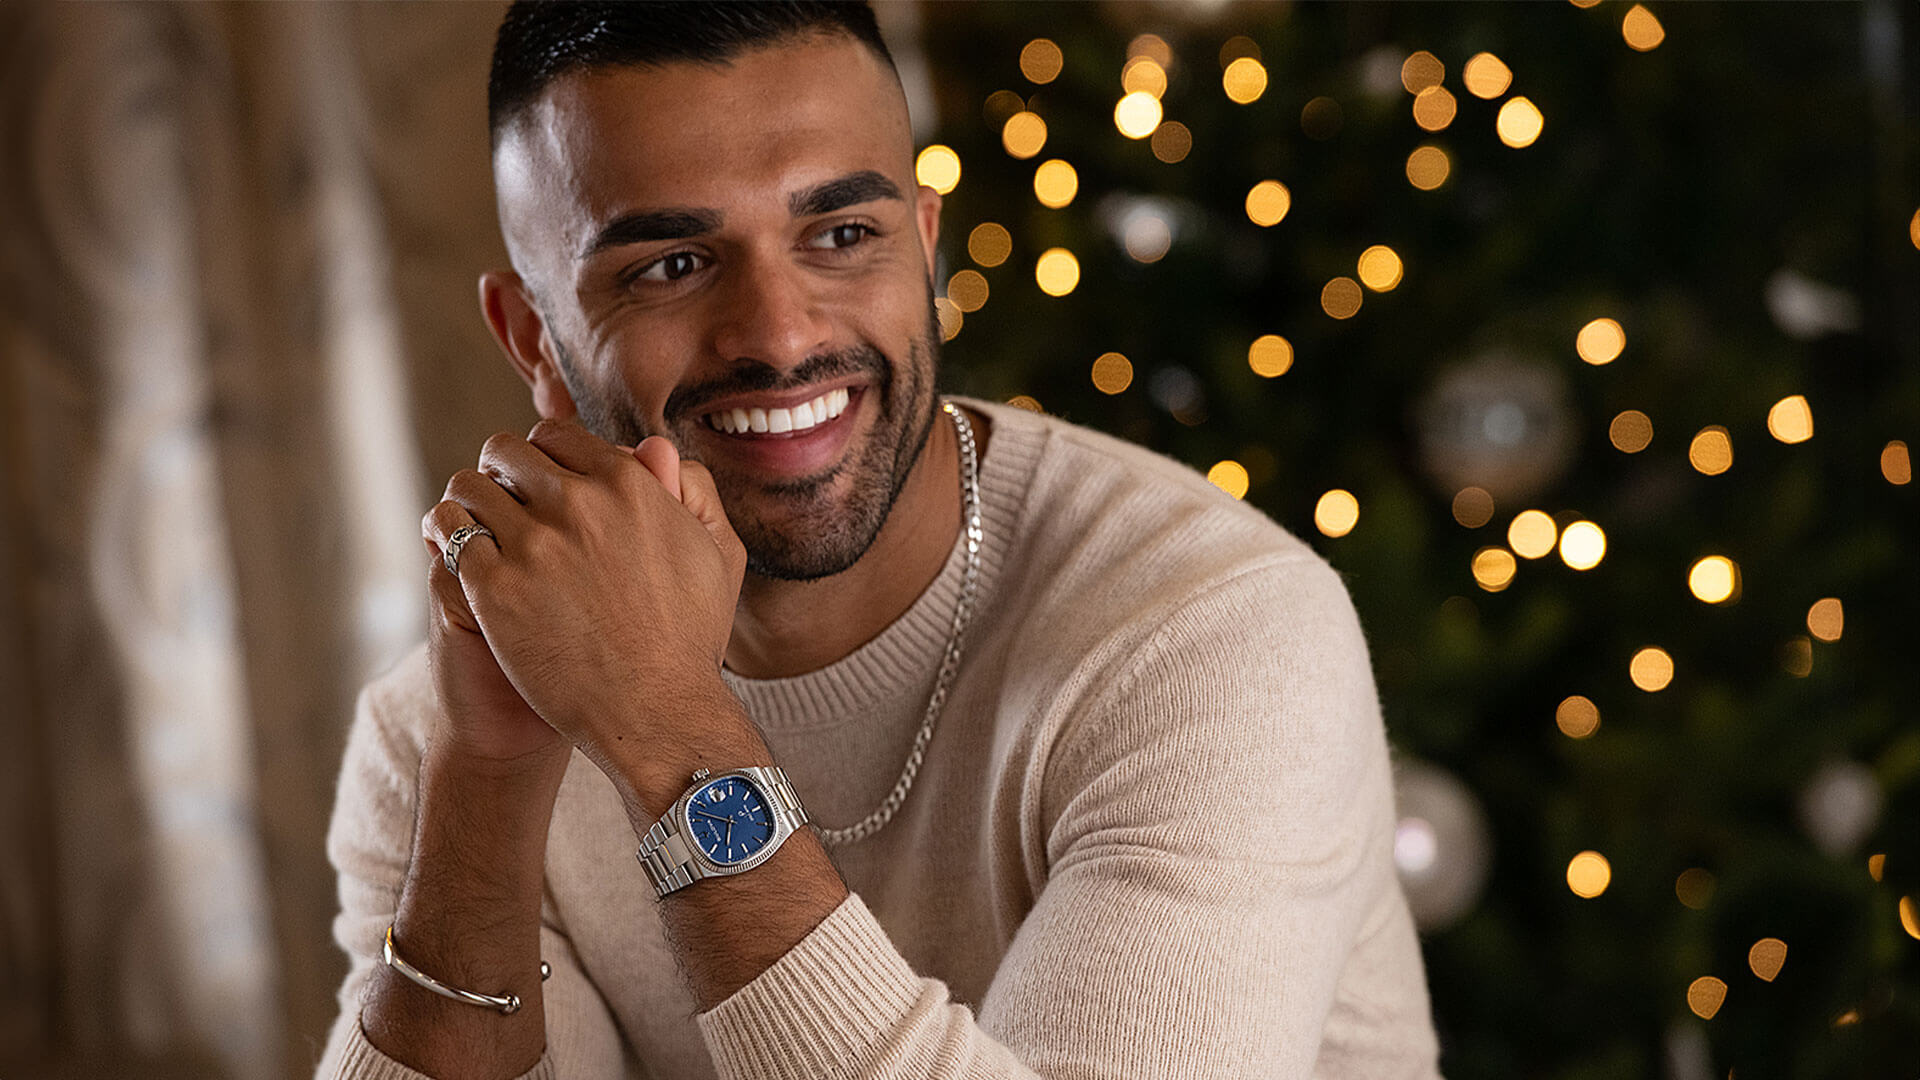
[[317, 398, 1441, 1079]]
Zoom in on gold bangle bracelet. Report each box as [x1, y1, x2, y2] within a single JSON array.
[[382, 925, 551, 1015]]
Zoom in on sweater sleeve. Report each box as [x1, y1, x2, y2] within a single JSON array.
[[314, 662, 627, 1080], [697, 556, 1440, 1079]]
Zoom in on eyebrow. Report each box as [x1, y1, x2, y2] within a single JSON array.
[[579, 170, 904, 261]]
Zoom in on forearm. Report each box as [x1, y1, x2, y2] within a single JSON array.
[[360, 739, 571, 1079]]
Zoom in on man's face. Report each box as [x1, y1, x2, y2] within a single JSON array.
[[493, 34, 943, 581]]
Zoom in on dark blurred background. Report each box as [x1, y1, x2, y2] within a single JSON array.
[[3, 2, 1915, 1077]]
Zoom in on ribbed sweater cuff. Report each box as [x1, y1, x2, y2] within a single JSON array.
[[698, 892, 925, 1079], [330, 1015, 556, 1080]]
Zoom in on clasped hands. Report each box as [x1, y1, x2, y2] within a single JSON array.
[[420, 419, 750, 808]]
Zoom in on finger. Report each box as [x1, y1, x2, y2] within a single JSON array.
[[526, 417, 625, 476], [443, 468, 527, 542], [631, 436, 682, 501], [478, 430, 576, 507], [419, 507, 494, 633], [676, 458, 747, 571], [422, 499, 503, 585]]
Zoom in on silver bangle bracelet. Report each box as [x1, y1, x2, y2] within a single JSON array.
[[382, 924, 551, 1015]]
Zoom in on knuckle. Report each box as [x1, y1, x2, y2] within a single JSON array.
[[479, 430, 521, 461], [446, 468, 490, 501]]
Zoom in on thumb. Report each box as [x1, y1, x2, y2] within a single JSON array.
[[630, 436, 683, 501], [677, 458, 746, 569]]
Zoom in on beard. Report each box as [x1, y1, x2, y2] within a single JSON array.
[[552, 309, 942, 582]]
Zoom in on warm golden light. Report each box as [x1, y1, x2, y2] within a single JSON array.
[[1901, 896, 1920, 941], [1507, 510, 1558, 560], [1687, 977, 1727, 1020], [968, 222, 1012, 268], [1034, 248, 1080, 297], [1688, 556, 1739, 604], [1767, 394, 1814, 444], [1911, 208, 1920, 250], [1558, 521, 1606, 570], [1570, 0, 1602, 6], [1689, 426, 1734, 475], [1567, 851, 1612, 898], [1114, 91, 1163, 138], [1783, 636, 1813, 677], [1033, 159, 1079, 209], [1576, 318, 1626, 365], [1091, 352, 1133, 395], [1556, 695, 1600, 739], [1131, 33, 1174, 68], [1208, 460, 1251, 500], [1357, 246, 1405, 292], [1748, 938, 1787, 983], [946, 270, 989, 313], [1868, 854, 1885, 882], [1471, 547, 1518, 592], [1321, 277, 1363, 320], [934, 297, 962, 342], [1248, 334, 1294, 378], [1122, 56, 1168, 98], [1020, 38, 1064, 84], [983, 90, 1025, 126], [1623, 4, 1667, 51], [1217, 35, 1260, 67], [1497, 97, 1545, 148], [1002, 111, 1048, 159], [1609, 410, 1654, 453], [1884, 440, 1913, 485], [1006, 394, 1043, 413], [915, 145, 961, 195], [1122, 213, 1172, 263], [1452, 486, 1494, 528], [1807, 598, 1844, 642], [1150, 121, 1192, 163], [1630, 647, 1674, 692], [1315, 489, 1360, 537], [1406, 145, 1452, 190], [1462, 52, 1513, 99], [1412, 86, 1458, 132], [1400, 50, 1445, 94], [1676, 868, 1716, 910], [1245, 180, 1292, 227], [1223, 57, 1269, 104]]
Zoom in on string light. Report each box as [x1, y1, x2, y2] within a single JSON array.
[[1217, 35, 1260, 67], [1034, 248, 1080, 297], [1412, 86, 1458, 132], [1676, 868, 1716, 909], [983, 90, 1025, 126], [968, 222, 1012, 267], [934, 297, 963, 341], [915, 145, 961, 194], [1901, 897, 1920, 941], [1883, 440, 1912, 485], [1401, 50, 1445, 94], [1507, 510, 1558, 559], [1114, 91, 1162, 138], [1245, 180, 1292, 226], [1322, 277, 1363, 319], [1782, 636, 1813, 677], [1208, 460, 1251, 500], [1006, 395, 1043, 412], [1911, 207, 1920, 249], [1020, 38, 1064, 84], [1558, 521, 1607, 570], [1223, 57, 1269, 104], [1091, 352, 1133, 395], [1687, 556, 1739, 604], [1566, 851, 1611, 898], [1315, 490, 1360, 537], [1577, 318, 1626, 364], [1151, 121, 1193, 163], [1122, 56, 1168, 98], [1630, 647, 1674, 692], [1122, 212, 1172, 263], [1002, 111, 1048, 159], [1452, 486, 1494, 528], [1033, 159, 1079, 208], [1556, 695, 1600, 738], [1807, 598, 1843, 642], [1497, 97, 1545, 147], [1748, 938, 1787, 982], [1687, 977, 1727, 1020], [1868, 853, 1885, 881], [1767, 395, 1814, 443], [946, 270, 989, 313], [1131, 32, 1174, 68], [1623, 5, 1666, 51], [1406, 145, 1451, 190], [1609, 410, 1653, 452], [1462, 52, 1513, 99], [1471, 547, 1517, 591], [1569, 0, 1602, 7], [1358, 246, 1405, 291], [1248, 334, 1294, 377], [1689, 426, 1734, 475]]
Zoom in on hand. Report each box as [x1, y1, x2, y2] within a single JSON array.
[[428, 419, 749, 784]]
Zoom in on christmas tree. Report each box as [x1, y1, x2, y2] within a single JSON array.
[[918, 2, 1920, 1075]]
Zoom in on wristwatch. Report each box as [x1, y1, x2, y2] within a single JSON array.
[[636, 766, 809, 897]]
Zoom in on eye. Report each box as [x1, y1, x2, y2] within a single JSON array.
[[633, 251, 707, 284], [807, 223, 875, 251]]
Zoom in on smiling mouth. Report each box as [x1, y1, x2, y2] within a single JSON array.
[[703, 387, 853, 436]]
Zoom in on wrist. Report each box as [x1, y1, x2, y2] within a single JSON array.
[[596, 681, 774, 830]]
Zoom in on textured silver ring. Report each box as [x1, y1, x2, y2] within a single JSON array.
[[443, 523, 494, 577]]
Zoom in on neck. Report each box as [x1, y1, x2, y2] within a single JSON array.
[[723, 403, 986, 680]]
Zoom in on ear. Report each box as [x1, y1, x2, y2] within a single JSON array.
[[914, 183, 943, 283], [479, 269, 578, 421]]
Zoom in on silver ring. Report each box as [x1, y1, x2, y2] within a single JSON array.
[[443, 523, 494, 577]]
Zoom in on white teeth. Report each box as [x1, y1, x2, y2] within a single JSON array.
[[708, 389, 854, 436]]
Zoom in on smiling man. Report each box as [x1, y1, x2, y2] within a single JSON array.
[[317, 4, 1440, 1079]]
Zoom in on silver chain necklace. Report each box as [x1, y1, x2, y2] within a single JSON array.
[[817, 399, 981, 846]]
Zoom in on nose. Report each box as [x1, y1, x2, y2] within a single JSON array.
[[709, 249, 832, 372]]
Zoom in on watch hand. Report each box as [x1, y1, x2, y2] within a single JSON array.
[[691, 809, 732, 824]]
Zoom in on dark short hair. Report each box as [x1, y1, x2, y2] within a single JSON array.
[[488, 1, 895, 147]]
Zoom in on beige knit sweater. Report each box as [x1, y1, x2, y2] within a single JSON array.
[[318, 398, 1441, 1079]]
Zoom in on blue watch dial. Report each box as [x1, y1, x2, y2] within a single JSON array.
[[685, 776, 776, 866]]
